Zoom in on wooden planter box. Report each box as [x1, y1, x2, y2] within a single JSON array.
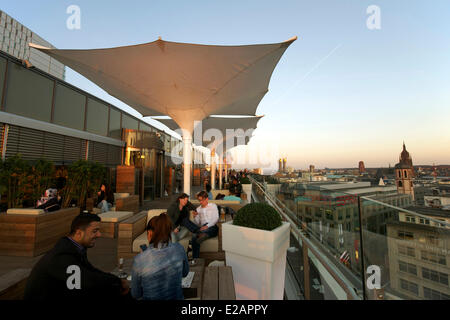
[[115, 195, 139, 213], [0, 207, 81, 257]]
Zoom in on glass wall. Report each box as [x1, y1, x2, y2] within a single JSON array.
[[109, 108, 121, 139], [122, 114, 139, 131], [53, 84, 85, 131], [86, 98, 109, 136], [0, 57, 6, 104], [5, 63, 53, 122]]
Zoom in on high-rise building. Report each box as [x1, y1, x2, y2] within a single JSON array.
[[359, 161, 366, 174], [309, 165, 315, 173], [0, 10, 65, 80], [278, 158, 282, 173], [395, 142, 415, 201], [282, 158, 287, 173]]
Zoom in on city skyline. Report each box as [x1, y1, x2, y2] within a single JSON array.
[[1, 1, 449, 169]]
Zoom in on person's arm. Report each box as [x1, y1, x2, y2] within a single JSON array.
[[179, 245, 190, 278], [131, 259, 143, 300], [206, 205, 219, 228]]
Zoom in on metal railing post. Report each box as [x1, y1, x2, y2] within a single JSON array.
[[357, 196, 367, 300], [303, 244, 311, 300]]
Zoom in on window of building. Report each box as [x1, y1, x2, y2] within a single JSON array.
[[424, 287, 450, 300], [398, 181, 403, 188], [85, 98, 108, 136], [398, 231, 414, 240], [5, 63, 53, 122], [398, 171, 401, 178], [0, 57, 6, 102], [400, 279, 419, 295], [122, 114, 139, 131], [404, 170, 408, 178], [53, 84, 85, 131], [406, 215, 416, 223], [108, 108, 121, 139], [399, 245, 415, 257], [399, 261, 417, 275], [421, 251, 446, 266], [422, 267, 448, 285]]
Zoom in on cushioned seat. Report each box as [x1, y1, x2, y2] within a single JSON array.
[[98, 211, 133, 222], [6, 208, 45, 215], [132, 232, 149, 253]]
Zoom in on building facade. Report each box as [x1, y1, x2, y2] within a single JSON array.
[[0, 10, 65, 80], [395, 143, 415, 201]]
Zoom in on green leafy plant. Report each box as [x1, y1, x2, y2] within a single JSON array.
[[29, 158, 55, 206], [60, 160, 106, 209], [0, 154, 31, 208], [233, 203, 282, 231], [240, 176, 251, 184]]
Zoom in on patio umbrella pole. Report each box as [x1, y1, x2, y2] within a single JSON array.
[[219, 160, 223, 190], [211, 148, 216, 190]]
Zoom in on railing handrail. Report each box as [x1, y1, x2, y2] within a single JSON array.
[[249, 176, 361, 300]]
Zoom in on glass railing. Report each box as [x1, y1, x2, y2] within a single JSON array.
[[248, 175, 450, 300]]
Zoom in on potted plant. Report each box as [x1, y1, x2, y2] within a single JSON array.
[[222, 202, 290, 300], [239, 176, 252, 199]]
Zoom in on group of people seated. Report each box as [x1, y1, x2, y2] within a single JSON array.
[[24, 189, 224, 301]]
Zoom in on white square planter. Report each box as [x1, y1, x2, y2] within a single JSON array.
[[241, 184, 252, 200], [222, 221, 290, 300]]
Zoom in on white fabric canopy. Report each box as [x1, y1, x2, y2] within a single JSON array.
[[30, 37, 295, 134], [30, 37, 296, 196]]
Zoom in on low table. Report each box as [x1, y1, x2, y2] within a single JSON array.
[[98, 211, 134, 238], [111, 257, 206, 300], [202, 266, 236, 300]]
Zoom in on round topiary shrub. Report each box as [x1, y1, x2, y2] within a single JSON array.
[[233, 203, 282, 231], [240, 176, 250, 184]]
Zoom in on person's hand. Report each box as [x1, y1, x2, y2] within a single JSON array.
[[192, 210, 198, 216], [120, 279, 130, 295], [97, 191, 101, 196], [200, 225, 208, 231], [174, 227, 179, 234]]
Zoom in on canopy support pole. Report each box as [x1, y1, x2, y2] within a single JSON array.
[[183, 133, 192, 197], [211, 149, 216, 190]]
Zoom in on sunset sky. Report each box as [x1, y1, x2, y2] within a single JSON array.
[[2, 0, 449, 170]]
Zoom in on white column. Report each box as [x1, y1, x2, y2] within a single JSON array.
[[211, 149, 216, 190], [183, 133, 192, 197], [219, 159, 223, 190]]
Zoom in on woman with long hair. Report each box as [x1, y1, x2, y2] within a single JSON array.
[[131, 213, 189, 300]]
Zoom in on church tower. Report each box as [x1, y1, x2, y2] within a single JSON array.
[[394, 142, 415, 201]]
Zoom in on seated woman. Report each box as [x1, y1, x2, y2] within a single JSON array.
[[131, 213, 189, 300], [36, 188, 61, 212], [96, 183, 114, 213], [167, 193, 201, 242], [205, 184, 213, 200]]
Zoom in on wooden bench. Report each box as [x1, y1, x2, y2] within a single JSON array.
[[0, 207, 80, 257], [117, 211, 148, 262], [0, 268, 31, 300], [201, 266, 236, 300], [98, 211, 134, 239]]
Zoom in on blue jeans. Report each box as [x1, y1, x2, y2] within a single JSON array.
[[97, 200, 112, 213], [192, 225, 218, 259]]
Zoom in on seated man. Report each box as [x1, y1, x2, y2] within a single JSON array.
[[191, 191, 219, 259], [24, 213, 129, 300], [167, 193, 202, 242], [205, 184, 213, 200], [228, 178, 243, 197]]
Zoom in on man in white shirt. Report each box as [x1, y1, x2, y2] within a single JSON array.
[[191, 191, 219, 258]]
